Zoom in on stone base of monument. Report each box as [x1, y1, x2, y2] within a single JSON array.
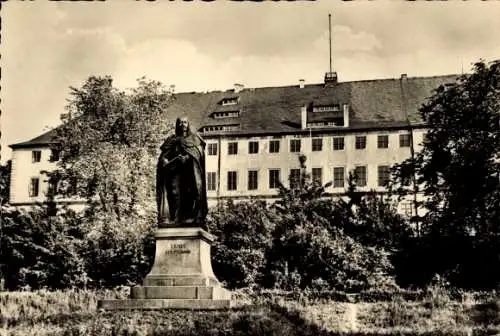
[[98, 227, 232, 310]]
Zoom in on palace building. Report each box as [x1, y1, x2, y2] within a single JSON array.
[[9, 72, 458, 216]]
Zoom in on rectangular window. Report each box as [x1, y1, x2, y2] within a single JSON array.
[[207, 172, 217, 191], [29, 177, 40, 197], [228, 142, 238, 155], [378, 165, 391, 187], [269, 169, 281, 189], [312, 167, 322, 185], [32, 150, 41, 163], [378, 135, 389, 148], [333, 167, 345, 188], [333, 137, 345, 150], [207, 143, 218, 156], [248, 170, 258, 190], [400, 201, 414, 217], [290, 139, 301, 153], [49, 149, 60, 162], [227, 171, 238, 191], [312, 138, 323, 151], [289, 169, 301, 189], [47, 179, 56, 197], [399, 134, 411, 147], [355, 136, 366, 150], [221, 98, 238, 106], [248, 141, 259, 154], [354, 166, 367, 187], [269, 140, 280, 153]]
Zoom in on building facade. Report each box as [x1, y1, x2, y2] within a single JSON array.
[[9, 73, 458, 216]]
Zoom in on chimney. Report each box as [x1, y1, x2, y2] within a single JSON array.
[[400, 74, 409, 121], [234, 83, 244, 93], [324, 71, 338, 87], [343, 104, 349, 127], [299, 79, 305, 88], [301, 106, 307, 129]]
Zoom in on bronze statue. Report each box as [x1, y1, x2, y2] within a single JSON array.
[[156, 117, 208, 228]]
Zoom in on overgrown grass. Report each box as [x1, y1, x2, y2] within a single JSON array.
[[1, 288, 500, 335]]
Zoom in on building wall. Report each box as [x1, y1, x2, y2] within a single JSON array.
[[10, 147, 56, 204], [9, 146, 84, 209], [10, 127, 427, 217], [204, 128, 426, 198]]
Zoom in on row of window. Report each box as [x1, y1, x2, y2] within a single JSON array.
[[312, 105, 340, 112], [213, 111, 240, 119], [29, 134, 413, 164], [27, 165, 391, 197], [27, 173, 413, 216], [207, 134, 412, 156], [31, 150, 60, 163], [220, 97, 239, 106], [202, 124, 240, 133], [206, 165, 391, 192]]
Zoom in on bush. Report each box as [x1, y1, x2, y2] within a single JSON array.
[[77, 205, 156, 288], [0, 206, 89, 290], [263, 212, 396, 292], [207, 200, 276, 289], [0, 202, 156, 290]]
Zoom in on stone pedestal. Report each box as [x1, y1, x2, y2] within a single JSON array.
[[98, 227, 231, 310]]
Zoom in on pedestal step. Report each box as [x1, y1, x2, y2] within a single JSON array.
[[98, 298, 231, 310], [130, 285, 231, 300], [144, 275, 220, 287]]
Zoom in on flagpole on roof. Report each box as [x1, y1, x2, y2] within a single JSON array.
[[329, 13, 333, 73]]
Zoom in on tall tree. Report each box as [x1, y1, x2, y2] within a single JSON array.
[[50, 76, 174, 217], [396, 60, 499, 235], [0, 161, 11, 207], [392, 60, 500, 287]]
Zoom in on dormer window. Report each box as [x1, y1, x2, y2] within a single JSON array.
[[201, 124, 240, 133], [304, 103, 346, 129], [220, 97, 239, 106], [312, 104, 340, 113], [307, 121, 339, 128], [212, 111, 240, 119]]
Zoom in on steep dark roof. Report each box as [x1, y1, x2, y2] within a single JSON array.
[[10, 128, 59, 149], [167, 74, 458, 137], [11, 74, 458, 148]]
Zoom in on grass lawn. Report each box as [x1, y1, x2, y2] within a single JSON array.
[[1, 288, 500, 335]]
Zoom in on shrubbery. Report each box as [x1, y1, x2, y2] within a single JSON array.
[[0, 204, 155, 291], [207, 157, 398, 292], [207, 200, 276, 289]]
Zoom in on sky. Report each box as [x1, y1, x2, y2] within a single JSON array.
[[2, 1, 500, 163]]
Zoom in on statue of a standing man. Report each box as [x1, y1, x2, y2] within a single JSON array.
[[156, 117, 208, 228]]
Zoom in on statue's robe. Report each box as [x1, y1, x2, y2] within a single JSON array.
[[156, 132, 208, 227]]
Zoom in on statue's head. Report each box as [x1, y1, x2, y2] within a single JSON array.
[[175, 117, 190, 136]]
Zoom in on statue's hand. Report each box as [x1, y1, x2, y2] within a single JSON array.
[[160, 157, 169, 167], [180, 154, 189, 164]]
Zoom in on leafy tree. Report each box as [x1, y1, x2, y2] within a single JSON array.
[[394, 60, 499, 235], [0, 161, 11, 206], [392, 60, 500, 288], [50, 76, 174, 217]]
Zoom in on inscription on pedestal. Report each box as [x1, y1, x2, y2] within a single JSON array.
[[165, 243, 191, 255]]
